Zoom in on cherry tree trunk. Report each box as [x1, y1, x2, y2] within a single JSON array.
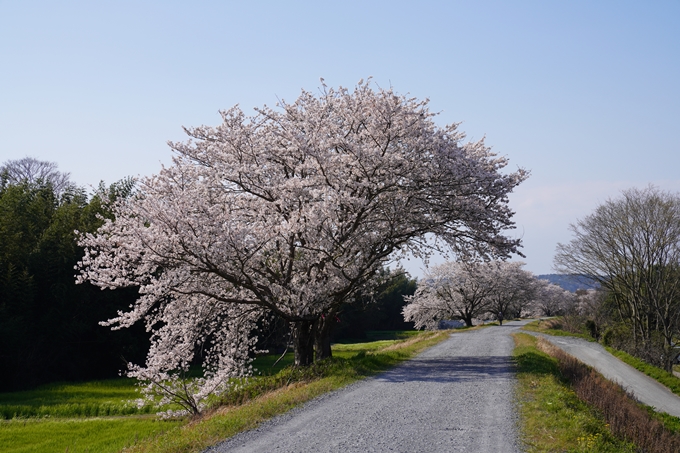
[[314, 316, 333, 361], [293, 320, 315, 366]]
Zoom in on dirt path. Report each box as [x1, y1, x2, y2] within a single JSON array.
[[206, 322, 530, 453], [530, 333, 680, 417]]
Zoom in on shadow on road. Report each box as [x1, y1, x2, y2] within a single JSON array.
[[376, 356, 514, 384]]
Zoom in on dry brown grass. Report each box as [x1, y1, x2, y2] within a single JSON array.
[[378, 331, 441, 352]]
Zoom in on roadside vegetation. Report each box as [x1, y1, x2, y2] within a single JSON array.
[[515, 332, 680, 453], [0, 330, 448, 453], [525, 318, 680, 399], [513, 333, 636, 452]]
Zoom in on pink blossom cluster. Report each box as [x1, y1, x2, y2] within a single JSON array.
[[78, 79, 526, 413]]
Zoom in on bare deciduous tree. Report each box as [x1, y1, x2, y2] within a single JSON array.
[[555, 186, 680, 371], [1, 157, 74, 196]]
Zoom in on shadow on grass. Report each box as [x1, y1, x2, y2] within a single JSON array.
[[514, 349, 560, 377]]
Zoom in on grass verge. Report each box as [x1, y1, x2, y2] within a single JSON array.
[[521, 319, 593, 341], [534, 335, 680, 453], [124, 330, 449, 453], [513, 333, 636, 452], [604, 347, 680, 397]]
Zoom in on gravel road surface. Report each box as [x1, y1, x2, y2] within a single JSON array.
[[207, 321, 530, 453], [531, 333, 680, 417]]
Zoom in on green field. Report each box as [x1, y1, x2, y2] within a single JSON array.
[[0, 379, 155, 419], [0, 377, 182, 453], [0, 417, 180, 453]]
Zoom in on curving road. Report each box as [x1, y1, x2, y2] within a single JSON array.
[[529, 332, 680, 417], [206, 321, 530, 453]]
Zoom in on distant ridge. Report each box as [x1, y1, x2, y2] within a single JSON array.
[[537, 274, 599, 292]]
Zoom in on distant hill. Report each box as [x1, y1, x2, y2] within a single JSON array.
[[537, 274, 599, 292]]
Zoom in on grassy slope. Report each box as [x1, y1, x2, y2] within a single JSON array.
[[513, 332, 636, 452], [521, 319, 594, 341], [0, 418, 180, 453], [521, 319, 680, 438]]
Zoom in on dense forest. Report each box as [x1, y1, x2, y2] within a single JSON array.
[[0, 158, 415, 391], [0, 162, 150, 391]]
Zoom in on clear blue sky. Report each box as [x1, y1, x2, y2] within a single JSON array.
[[1, 0, 678, 276]]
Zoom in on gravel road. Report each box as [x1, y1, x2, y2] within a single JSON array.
[[206, 321, 530, 453], [531, 333, 680, 417]]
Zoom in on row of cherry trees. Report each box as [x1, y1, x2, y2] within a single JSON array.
[[77, 80, 527, 414], [402, 260, 575, 330]]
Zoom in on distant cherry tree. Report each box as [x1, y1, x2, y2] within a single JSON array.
[[403, 260, 539, 328], [484, 262, 538, 324], [532, 280, 576, 317], [78, 80, 526, 412], [403, 261, 496, 329]]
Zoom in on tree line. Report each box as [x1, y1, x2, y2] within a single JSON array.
[[0, 158, 149, 391]]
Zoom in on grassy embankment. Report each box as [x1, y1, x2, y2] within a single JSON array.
[[523, 319, 680, 405], [513, 332, 636, 452], [521, 318, 594, 341], [0, 330, 448, 453], [518, 319, 680, 451]]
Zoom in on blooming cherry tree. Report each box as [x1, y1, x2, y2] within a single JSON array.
[[78, 80, 526, 410], [484, 262, 538, 324], [533, 281, 576, 317], [403, 261, 496, 328], [403, 260, 539, 328]]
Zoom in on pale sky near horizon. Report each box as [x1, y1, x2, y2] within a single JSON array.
[[1, 1, 678, 277]]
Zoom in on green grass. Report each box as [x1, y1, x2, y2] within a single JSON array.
[[0, 379, 154, 419], [513, 333, 636, 452], [604, 347, 680, 397], [0, 417, 180, 453]]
